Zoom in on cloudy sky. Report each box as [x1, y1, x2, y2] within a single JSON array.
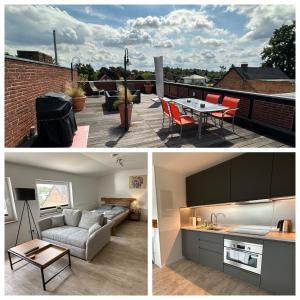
[[5, 5, 295, 71]]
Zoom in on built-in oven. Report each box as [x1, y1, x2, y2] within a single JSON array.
[[224, 239, 263, 274]]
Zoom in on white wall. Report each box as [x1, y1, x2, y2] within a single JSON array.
[[193, 197, 296, 231], [98, 169, 148, 220], [5, 162, 99, 250], [152, 166, 161, 267], [154, 166, 186, 266]]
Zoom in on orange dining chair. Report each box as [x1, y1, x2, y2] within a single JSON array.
[[204, 93, 221, 124], [210, 96, 240, 132], [160, 97, 172, 130], [169, 102, 196, 137], [205, 93, 221, 104]]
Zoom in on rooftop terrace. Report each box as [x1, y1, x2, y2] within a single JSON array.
[[76, 93, 291, 148], [4, 56, 294, 148]]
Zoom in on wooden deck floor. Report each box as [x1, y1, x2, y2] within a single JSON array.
[[76, 94, 291, 148]]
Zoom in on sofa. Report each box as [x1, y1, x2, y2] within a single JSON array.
[[105, 89, 141, 111], [38, 209, 112, 261]]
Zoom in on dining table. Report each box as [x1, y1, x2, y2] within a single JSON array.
[[172, 98, 228, 139]]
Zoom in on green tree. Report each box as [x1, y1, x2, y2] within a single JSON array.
[[261, 21, 295, 79], [77, 63, 96, 81]]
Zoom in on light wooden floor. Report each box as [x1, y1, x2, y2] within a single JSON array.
[[5, 221, 147, 295], [153, 258, 269, 296]]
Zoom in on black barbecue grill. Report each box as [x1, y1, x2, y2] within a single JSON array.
[[35, 92, 77, 147]]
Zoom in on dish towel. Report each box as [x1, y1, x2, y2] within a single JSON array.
[[229, 249, 239, 261], [238, 252, 250, 264]]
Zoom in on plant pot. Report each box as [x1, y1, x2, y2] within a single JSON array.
[[118, 103, 133, 127], [72, 96, 86, 112], [144, 84, 154, 94]]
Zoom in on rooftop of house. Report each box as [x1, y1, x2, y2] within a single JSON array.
[[232, 64, 290, 81]]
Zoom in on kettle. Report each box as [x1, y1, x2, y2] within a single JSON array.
[[277, 219, 292, 232]]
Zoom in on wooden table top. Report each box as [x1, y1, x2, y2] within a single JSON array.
[[181, 226, 295, 243], [8, 239, 69, 267]]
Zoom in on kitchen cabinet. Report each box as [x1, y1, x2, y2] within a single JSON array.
[[260, 240, 295, 295], [230, 153, 273, 202], [270, 153, 295, 198], [181, 229, 199, 262], [198, 232, 223, 271], [185, 153, 294, 207], [186, 172, 204, 207], [186, 161, 231, 206]]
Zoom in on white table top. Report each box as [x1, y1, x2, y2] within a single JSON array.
[[173, 98, 227, 113]]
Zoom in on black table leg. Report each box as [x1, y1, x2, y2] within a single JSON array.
[[8, 251, 13, 270], [41, 268, 46, 291], [68, 251, 71, 269]]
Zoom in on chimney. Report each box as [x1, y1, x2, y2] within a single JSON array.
[[241, 63, 248, 69]]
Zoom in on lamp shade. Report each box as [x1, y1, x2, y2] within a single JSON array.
[[15, 188, 36, 201]]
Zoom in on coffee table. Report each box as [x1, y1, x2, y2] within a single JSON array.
[[8, 239, 71, 291]]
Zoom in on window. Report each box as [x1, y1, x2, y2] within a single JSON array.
[[35, 180, 72, 213], [5, 177, 17, 222]]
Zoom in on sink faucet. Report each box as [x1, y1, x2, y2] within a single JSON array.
[[210, 213, 217, 225], [210, 212, 225, 226]]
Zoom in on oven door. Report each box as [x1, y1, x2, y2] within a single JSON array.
[[224, 247, 262, 274]]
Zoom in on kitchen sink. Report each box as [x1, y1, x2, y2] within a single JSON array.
[[195, 225, 224, 231]]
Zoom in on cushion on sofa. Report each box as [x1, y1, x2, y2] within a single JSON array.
[[78, 210, 101, 229], [51, 215, 64, 227], [63, 209, 82, 227], [42, 225, 88, 249], [88, 223, 101, 237]]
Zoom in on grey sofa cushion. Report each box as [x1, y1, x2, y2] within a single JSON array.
[[51, 215, 64, 227], [88, 223, 101, 237], [63, 209, 82, 227], [42, 225, 88, 249], [78, 210, 101, 229]]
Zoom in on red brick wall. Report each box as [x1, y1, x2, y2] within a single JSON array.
[[5, 57, 78, 147], [249, 80, 295, 94], [215, 69, 295, 94], [215, 69, 254, 92], [252, 100, 295, 130]]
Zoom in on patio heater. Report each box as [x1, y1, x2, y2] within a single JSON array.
[[71, 56, 80, 81], [124, 48, 130, 132]]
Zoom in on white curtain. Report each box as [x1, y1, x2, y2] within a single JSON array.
[[154, 56, 164, 97]]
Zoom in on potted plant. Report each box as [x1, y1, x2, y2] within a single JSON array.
[[113, 85, 133, 127], [144, 81, 154, 94], [56, 205, 63, 213], [65, 82, 86, 112]]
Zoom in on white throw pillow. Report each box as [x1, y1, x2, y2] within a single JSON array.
[[88, 223, 101, 237], [78, 210, 101, 229], [63, 209, 82, 226]]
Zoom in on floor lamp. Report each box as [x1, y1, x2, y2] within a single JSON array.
[[15, 188, 40, 246]]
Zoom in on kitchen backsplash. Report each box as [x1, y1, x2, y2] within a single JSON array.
[[180, 197, 295, 231]]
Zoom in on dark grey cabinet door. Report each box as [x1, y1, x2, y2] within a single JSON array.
[[230, 153, 273, 202], [186, 172, 204, 206], [198, 248, 223, 271], [181, 229, 199, 262], [186, 161, 231, 206], [260, 241, 295, 295], [270, 153, 295, 198]]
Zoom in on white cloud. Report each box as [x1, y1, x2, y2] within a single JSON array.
[[232, 5, 295, 42], [103, 28, 152, 47], [193, 36, 225, 46], [5, 5, 91, 45], [153, 40, 174, 48], [84, 6, 106, 19], [127, 9, 214, 31], [4, 5, 295, 71], [202, 51, 216, 60]]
